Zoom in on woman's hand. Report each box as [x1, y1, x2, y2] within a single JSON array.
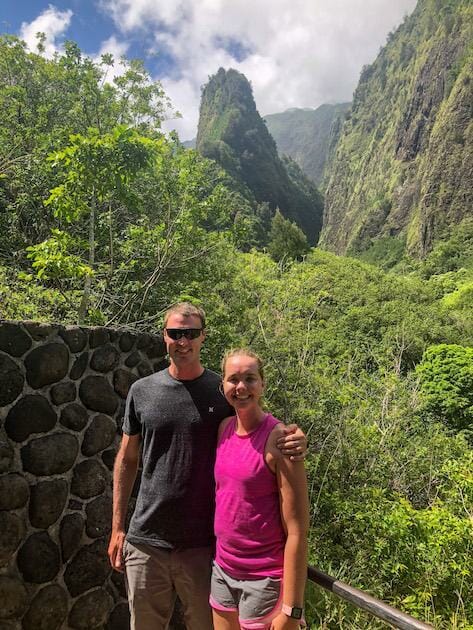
[[270, 612, 301, 630], [276, 424, 308, 461]]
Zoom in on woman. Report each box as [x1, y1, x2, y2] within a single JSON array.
[[210, 349, 309, 629]]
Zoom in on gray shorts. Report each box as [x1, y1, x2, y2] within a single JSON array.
[[210, 561, 282, 629]]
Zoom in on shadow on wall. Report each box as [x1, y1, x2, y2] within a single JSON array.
[[0, 320, 187, 630]]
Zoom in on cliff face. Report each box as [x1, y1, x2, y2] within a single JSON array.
[[196, 68, 323, 244], [264, 103, 351, 188], [322, 0, 473, 257]]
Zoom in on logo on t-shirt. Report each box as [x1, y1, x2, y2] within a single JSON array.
[[209, 407, 214, 412]]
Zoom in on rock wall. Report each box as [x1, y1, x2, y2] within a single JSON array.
[[0, 320, 167, 629]]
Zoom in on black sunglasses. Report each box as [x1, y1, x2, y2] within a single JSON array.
[[165, 328, 203, 340]]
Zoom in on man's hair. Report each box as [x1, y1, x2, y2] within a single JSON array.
[[221, 348, 264, 380], [163, 302, 206, 329]]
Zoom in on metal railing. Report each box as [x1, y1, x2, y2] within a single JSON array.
[[308, 565, 434, 629]]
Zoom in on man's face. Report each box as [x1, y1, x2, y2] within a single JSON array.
[[163, 313, 205, 368]]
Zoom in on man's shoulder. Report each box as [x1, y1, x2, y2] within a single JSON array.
[[129, 368, 170, 396]]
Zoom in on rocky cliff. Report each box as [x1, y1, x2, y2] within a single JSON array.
[[196, 68, 324, 244], [321, 0, 473, 257], [264, 104, 350, 188]]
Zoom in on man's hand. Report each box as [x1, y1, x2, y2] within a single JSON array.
[[108, 530, 126, 572], [276, 424, 307, 461]]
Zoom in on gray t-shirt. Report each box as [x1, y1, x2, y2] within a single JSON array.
[[123, 368, 233, 549]]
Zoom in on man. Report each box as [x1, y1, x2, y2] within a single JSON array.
[[108, 303, 306, 630]]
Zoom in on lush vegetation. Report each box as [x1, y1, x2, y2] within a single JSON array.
[[0, 31, 472, 630], [196, 68, 324, 244], [322, 0, 473, 258], [264, 103, 350, 188]]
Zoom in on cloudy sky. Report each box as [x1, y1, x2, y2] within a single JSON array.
[[1, 0, 417, 140]]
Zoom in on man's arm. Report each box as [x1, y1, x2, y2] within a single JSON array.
[[108, 433, 141, 572]]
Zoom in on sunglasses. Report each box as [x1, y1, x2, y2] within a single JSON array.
[[165, 328, 203, 340]]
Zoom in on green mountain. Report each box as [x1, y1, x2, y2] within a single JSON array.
[[196, 68, 324, 244], [264, 103, 350, 187], [322, 0, 473, 258]]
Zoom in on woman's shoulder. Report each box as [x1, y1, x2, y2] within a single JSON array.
[[217, 415, 234, 441]]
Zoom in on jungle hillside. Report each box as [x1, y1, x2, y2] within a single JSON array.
[[1, 0, 473, 626]]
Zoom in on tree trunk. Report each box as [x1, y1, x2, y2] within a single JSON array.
[[78, 198, 95, 324]]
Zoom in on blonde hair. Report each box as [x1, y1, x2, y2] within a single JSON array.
[[163, 302, 206, 329], [221, 348, 264, 380]]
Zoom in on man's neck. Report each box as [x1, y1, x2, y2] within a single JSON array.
[[168, 362, 205, 381]]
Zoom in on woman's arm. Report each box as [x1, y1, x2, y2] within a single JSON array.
[[270, 437, 309, 629]]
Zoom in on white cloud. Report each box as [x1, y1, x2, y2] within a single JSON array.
[[20, 5, 73, 57], [92, 35, 130, 81], [102, 0, 418, 140]]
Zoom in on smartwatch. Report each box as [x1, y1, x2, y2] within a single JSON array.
[[282, 604, 303, 620]]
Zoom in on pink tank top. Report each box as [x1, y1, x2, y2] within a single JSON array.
[[214, 413, 286, 579]]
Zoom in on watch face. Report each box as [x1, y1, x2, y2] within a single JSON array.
[[291, 607, 303, 619]]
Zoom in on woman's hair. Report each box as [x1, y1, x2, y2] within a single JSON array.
[[221, 348, 264, 380]]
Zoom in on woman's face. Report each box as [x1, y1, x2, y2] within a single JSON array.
[[223, 355, 264, 409]]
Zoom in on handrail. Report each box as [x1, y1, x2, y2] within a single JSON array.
[[307, 565, 434, 630]]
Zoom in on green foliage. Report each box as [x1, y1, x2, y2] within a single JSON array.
[[416, 344, 473, 436], [264, 103, 351, 188], [26, 229, 93, 280], [196, 68, 324, 244], [267, 209, 309, 262], [321, 0, 473, 257]]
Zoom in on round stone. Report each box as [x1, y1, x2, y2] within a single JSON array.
[[22, 584, 68, 630], [68, 588, 113, 629], [0, 577, 28, 619], [0, 512, 24, 566], [145, 338, 166, 359], [110, 570, 127, 598], [124, 350, 141, 367], [0, 474, 29, 510], [0, 440, 14, 473], [154, 358, 169, 372], [60, 513, 84, 562], [79, 376, 118, 414], [82, 415, 116, 456], [86, 495, 112, 538], [50, 381, 76, 405], [23, 322, 57, 340], [90, 344, 120, 372], [60, 403, 88, 431], [25, 343, 69, 389], [71, 459, 109, 499], [70, 352, 88, 380], [119, 331, 136, 352], [64, 539, 111, 597], [136, 333, 152, 350], [106, 602, 130, 630], [0, 323, 32, 357], [17, 532, 60, 583], [5, 395, 56, 443], [59, 327, 87, 353], [102, 449, 116, 471], [138, 362, 153, 377], [0, 353, 24, 406], [113, 369, 138, 399], [21, 433, 79, 476], [29, 479, 68, 529], [89, 328, 110, 348]]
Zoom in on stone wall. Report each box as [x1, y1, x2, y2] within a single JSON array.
[[0, 320, 167, 629]]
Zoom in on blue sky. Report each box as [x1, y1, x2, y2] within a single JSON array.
[[1, 1, 418, 140]]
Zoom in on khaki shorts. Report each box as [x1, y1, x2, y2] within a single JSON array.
[[124, 540, 213, 630]]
